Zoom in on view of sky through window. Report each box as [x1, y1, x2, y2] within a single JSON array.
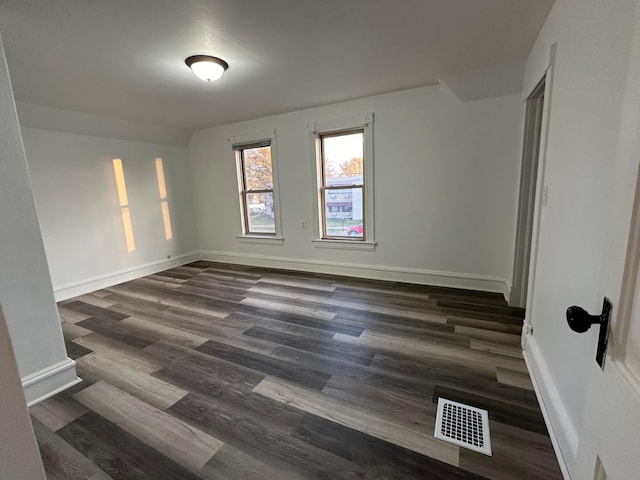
[[323, 132, 363, 182]]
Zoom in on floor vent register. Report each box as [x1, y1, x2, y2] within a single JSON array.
[[434, 398, 492, 456]]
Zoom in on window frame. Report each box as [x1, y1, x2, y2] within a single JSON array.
[[308, 113, 375, 251], [238, 144, 274, 236], [230, 130, 284, 245], [319, 128, 365, 240]]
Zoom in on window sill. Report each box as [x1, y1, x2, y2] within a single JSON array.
[[236, 235, 284, 245], [311, 239, 376, 251]]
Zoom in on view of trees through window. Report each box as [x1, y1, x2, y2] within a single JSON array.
[[241, 146, 275, 234], [321, 130, 364, 238]]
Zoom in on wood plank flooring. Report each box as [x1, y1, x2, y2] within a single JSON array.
[[31, 261, 563, 479]]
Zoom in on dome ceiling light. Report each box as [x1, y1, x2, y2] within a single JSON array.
[[185, 55, 229, 82]]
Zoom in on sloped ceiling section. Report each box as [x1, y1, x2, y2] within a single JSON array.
[[0, 0, 554, 132], [439, 59, 527, 102], [16, 102, 192, 146]]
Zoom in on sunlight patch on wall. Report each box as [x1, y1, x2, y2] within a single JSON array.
[[113, 158, 129, 207], [120, 207, 136, 253], [112, 158, 136, 252], [155, 158, 173, 240], [160, 201, 173, 240], [155, 157, 168, 199]]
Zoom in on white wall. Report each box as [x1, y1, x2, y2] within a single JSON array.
[[20, 126, 198, 298], [189, 85, 523, 292], [0, 307, 46, 480], [522, 0, 638, 475], [0, 32, 77, 403]]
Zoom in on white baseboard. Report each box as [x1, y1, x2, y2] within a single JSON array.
[[22, 357, 80, 406], [54, 252, 199, 301], [198, 249, 509, 295], [502, 278, 512, 304], [524, 336, 577, 480]]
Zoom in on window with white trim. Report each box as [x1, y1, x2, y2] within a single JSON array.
[[309, 113, 375, 250], [320, 129, 364, 239], [232, 132, 283, 243]]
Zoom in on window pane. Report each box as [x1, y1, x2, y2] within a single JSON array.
[[243, 147, 273, 190], [324, 187, 363, 238], [322, 131, 363, 186], [246, 192, 275, 234]]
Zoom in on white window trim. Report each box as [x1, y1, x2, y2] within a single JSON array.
[[236, 235, 284, 245], [308, 113, 376, 251], [311, 238, 375, 251], [229, 129, 284, 244]]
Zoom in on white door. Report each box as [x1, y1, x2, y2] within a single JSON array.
[[572, 9, 640, 479]]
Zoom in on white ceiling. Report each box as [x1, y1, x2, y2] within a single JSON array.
[[0, 0, 554, 133]]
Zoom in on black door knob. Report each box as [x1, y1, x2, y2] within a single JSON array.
[[566, 305, 603, 333], [565, 298, 612, 369]]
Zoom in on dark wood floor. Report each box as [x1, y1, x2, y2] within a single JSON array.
[[30, 261, 563, 479]]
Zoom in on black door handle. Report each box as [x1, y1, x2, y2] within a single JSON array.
[[565, 297, 612, 369], [566, 305, 604, 333]]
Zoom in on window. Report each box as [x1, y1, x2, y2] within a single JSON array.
[[236, 141, 274, 235], [309, 113, 375, 250], [232, 132, 283, 243], [320, 129, 364, 238]]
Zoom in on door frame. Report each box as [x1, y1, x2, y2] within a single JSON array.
[[510, 77, 546, 308], [519, 43, 575, 480], [521, 44, 557, 347]]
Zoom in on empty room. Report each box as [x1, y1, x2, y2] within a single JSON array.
[[2, 1, 640, 479]]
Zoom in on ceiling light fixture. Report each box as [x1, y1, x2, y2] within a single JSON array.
[[185, 55, 229, 82]]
